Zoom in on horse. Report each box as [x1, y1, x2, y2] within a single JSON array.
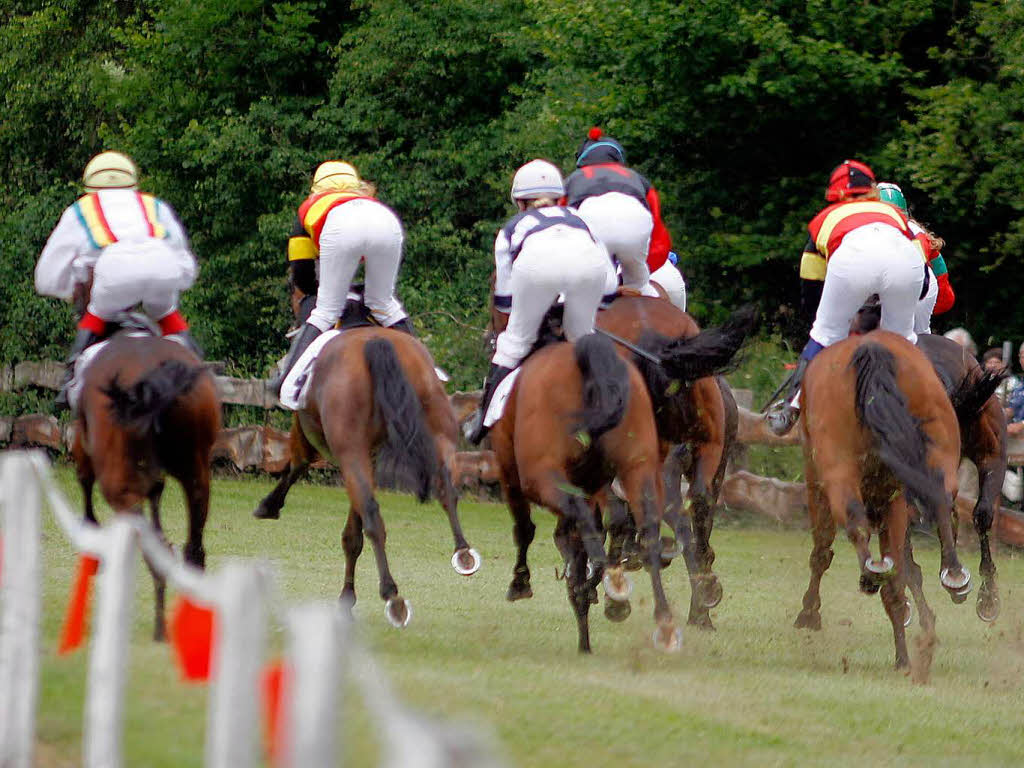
[[794, 330, 998, 669], [489, 294, 749, 629], [72, 331, 220, 640], [489, 333, 678, 653], [252, 326, 481, 627], [851, 303, 1007, 622]]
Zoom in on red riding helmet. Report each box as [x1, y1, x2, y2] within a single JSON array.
[[825, 159, 876, 202]]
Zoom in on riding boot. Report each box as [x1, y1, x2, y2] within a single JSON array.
[[386, 317, 417, 337], [167, 330, 204, 359], [765, 357, 810, 437], [54, 327, 103, 412], [466, 363, 515, 445], [266, 323, 322, 398]]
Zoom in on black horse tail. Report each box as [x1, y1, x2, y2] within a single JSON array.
[[574, 332, 630, 442], [949, 368, 1004, 426], [364, 337, 438, 502], [652, 305, 758, 382], [851, 343, 946, 513], [103, 359, 202, 434]]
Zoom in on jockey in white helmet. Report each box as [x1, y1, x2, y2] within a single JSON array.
[[35, 150, 200, 410], [467, 158, 614, 445]]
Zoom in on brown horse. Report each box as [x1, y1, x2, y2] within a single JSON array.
[[72, 332, 220, 640], [490, 295, 749, 629], [852, 305, 1007, 622], [489, 333, 678, 653], [794, 330, 996, 669], [253, 327, 480, 627]]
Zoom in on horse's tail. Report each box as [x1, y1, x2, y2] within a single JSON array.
[[574, 333, 630, 442], [949, 368, 1004, 425], [103, 359, 203, 434], [851, 343, 946, 512], [364, 337, 438, 502], [655, 305, 758, 382]]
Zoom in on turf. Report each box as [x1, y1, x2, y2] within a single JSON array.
[[29, 468, 1024, 767]]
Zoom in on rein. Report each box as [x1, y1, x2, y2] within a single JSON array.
[[593, 327, 663, 365]]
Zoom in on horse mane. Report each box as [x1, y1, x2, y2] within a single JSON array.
[[102, 359, 202, 434], [850, 343, 946, 513]]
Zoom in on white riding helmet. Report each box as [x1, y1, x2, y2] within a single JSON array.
[[83, 151, 138, 190], [510, 159, 564, 202], [311, 161, 360, 194]]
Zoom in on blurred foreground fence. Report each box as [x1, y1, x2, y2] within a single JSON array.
[[0, 450, 504, 768]]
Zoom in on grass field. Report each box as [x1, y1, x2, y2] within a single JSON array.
[[31, 467, 1024, 767]]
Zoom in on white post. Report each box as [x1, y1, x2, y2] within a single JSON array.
[[205, 563, 267, 768], [0, 452, 42, 768], [83, 517, 137, 768], [285, 604, 345, 768]]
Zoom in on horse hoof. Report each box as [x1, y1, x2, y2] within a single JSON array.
[[586, 560, 596, 580], [384, 597, 411, 628], [859, 574, 882, 595], [865, 556, 894, 575], [660, 536, 683, 560], [602, 567, 633, 602], [506, 582, 533, 602], [451, 548, 481, 576], [976, 591, 1000, 623], [903, 600, 913, 628], [793, 610, 821, 631], [651, 624, 683, 653], [253, 501, 280, 520], [701, 577, 724, 609], [940, 566, 971, 593], [604, 599, 631, 623], [622, 550, 644, 572]]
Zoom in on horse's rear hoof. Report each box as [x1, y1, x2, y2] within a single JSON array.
[[701, 577, 723, 609], [253, 500, 280, 520], [506, 582, 533, 602], [865, 555, 894, 575], [660, 536, 682, 560], [385, 597, 411, 628], [859, 574, 882, 595], [652, 624, 683, 653], [602, 567, 633, 602], [941, 565, 971, 595], [977, 587, 1000, 622], [794, 610, 821, 631], [604, 599, 631, 623], [451, 548, 482, 576]]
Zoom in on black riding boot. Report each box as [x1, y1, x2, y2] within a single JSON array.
[[54, 327, 103, 412], [387, 317, 417, 337], [168, 330, 203, 359], [466, 363, 515, 445], [266, 323, 322, 398], [765, 357, 810, 436]]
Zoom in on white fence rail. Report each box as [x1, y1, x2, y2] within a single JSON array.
[[0, 450, 503, 768]]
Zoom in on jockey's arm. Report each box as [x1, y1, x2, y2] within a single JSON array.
[[798, 236, 826, 328], [35, 205, 88, 301], [492, 228, 513, 317], [157, 200, 198, 287], [645, 185, 671, 268], [931, 253, 955, 314], [287, 216, 318, 296]]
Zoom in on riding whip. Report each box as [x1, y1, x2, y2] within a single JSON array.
[[593, 327, 662, 365]]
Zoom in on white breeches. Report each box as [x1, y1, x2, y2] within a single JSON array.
[[87, 239, 196, 321], [576, 192, 653, 292], [649, 260, 687, 311], [309, 200, 407, 332], [493, 228, 609, 369], [914, 265, 938, 334], [809, 224, 924, 348]]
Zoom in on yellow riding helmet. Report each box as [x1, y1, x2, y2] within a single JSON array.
[[311, 161, 360, 193], [82, 151, 139, 190]]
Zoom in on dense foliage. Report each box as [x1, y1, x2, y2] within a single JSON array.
[[3, 0, 1023, 387]]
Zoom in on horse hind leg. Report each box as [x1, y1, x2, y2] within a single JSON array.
[[795, 474, 836, 631], [879, 501, 911, 670], [630, 476, 681, 652], [145, 480, 168, 642], [554, 516, 593, 654], [902, 527, 936, 634], [683, 444, 725, 629], [340, 508, 363, 611], [254, 416, 315, 520], [181, 460, 210, 569], [972, 458, 1002, 621], [436, 447, 481, 576], [506, 487, 536, 602]]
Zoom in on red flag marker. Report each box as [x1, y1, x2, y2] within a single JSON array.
[[58, 554, 100, 655], [261, 660, 290, 767], [169, 595, 216, 682]]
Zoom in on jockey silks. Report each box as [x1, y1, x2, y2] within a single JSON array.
[[294, 190, 377, 253]]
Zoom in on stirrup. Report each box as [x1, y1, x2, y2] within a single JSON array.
[[765, 400, 799, 436], [464, 410, 487, 445]]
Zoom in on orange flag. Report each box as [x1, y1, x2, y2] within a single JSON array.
[[261, 660, 290, 766], [169, 595, 216, 682], [58, 554, 100, 655]]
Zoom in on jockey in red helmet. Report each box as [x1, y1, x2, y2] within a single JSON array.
[[765, 159, 929, 436]]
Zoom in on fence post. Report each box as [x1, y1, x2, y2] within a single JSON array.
[[285, 604, 345, 768], [205, 563, 267, 768], [83, 518, 137, 768], [0, 453, 42, 768]]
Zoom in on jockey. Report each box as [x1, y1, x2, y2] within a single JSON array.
[[35, 151, 200, 411], [267, 161, 414, 396], [877, 182, 955, 333], [564, 128, 686, 308], [765, 159, 928, 436], [467, 159, 613, 445]]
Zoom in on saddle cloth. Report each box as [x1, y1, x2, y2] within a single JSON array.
[[483, 367, 522, 428], [278, 329, 451, 412]]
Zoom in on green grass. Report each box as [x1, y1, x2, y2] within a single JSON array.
[[32, 469, 1024, 767]]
